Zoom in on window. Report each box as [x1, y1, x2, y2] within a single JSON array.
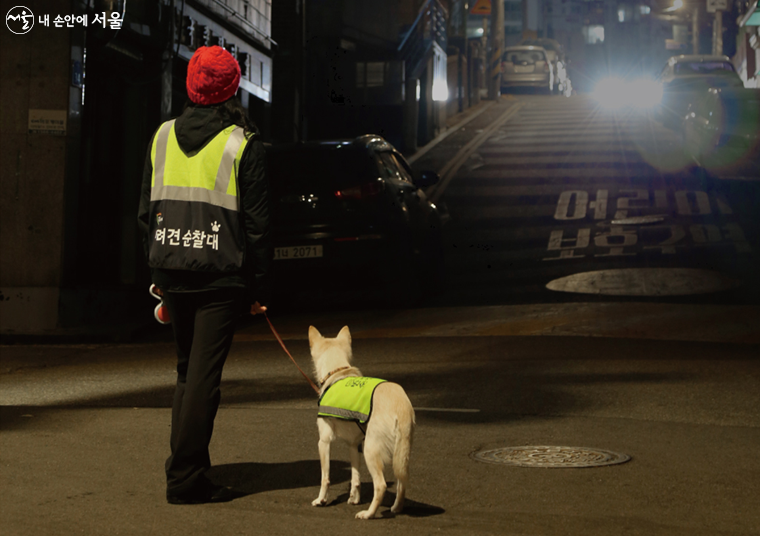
[[617, 4, 638, 22], [356, 62, 386, 88], [503, 50, 547, 64], [376, 153, 399, 180], [390, 153, 413, 183], [674, 61, 736, 74], [582, 25, 605, 44], [376, 152, 413, 183]]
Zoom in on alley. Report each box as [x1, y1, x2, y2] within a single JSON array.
[[410, 94, 760, 307]]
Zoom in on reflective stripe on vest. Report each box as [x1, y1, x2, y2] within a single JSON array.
[[318, 377, 387, 424], [150, 120, 248, 212]]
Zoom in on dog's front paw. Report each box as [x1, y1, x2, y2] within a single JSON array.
[[355, 509, 377, 520], [312, 498, 328, 507]]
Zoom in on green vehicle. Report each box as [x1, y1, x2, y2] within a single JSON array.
[[682, 87, 760, 179], [655, 55, 744, 129]]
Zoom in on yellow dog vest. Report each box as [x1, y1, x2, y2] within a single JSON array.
[[318, 377, 387, 424]]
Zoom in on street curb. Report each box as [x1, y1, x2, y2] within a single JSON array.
[[427, 101, 523, 204], [406, 99, 497, 164]]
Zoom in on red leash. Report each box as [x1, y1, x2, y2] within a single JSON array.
[[264, 313, 321, 395]]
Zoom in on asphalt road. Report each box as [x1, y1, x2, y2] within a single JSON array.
[[2, 93, 759, 535], [411, 94, 760, 308], [1, 328, 759, 535]]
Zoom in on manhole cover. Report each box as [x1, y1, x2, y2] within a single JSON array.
[[545, 268, 739, 296], [471, 446, 631, 468]]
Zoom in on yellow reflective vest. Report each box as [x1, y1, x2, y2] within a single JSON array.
[[318, 377, 387, 424], [148, 120, 249, 272]]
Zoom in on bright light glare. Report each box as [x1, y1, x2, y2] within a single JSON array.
[[593, 78, 627, 109], [593, 77, 662, 109], [432, 79, 449, 101]]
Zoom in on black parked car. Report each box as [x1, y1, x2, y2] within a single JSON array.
[[265, 135, 444, 302]]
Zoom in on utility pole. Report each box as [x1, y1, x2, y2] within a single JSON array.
[[692, 3, 699, 55], [300, 0, 307, 141], [712, 9, 723, 55], [707, 0, 728, 55], [487, 0, 504, 99]]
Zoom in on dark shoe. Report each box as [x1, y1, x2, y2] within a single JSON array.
[[167, 483, 237, 505]]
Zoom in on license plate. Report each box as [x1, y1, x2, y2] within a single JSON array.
[[274, 245, 323, 260], [514, 65, 535, 73]]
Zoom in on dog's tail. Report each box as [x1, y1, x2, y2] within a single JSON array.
[[392, 397, 415, 483], [390, 392, 415, 514]]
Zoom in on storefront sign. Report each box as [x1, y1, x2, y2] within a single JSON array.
[[28, 109, 67, 135]]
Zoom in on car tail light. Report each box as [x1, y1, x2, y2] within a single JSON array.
[[334, 180, 384, 200], [543, 62, 550, 73]]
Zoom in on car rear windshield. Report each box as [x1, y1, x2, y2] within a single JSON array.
[[522, 40, 558, 51], [267, 145, 377, 193], [504, 51, 545, 64], [674, 61, 735, 75]]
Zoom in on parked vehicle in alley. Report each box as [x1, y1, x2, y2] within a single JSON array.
[[265, 135, 444, 300], [519, 38, 571, 95], [682, 87, 760, 178], [655, 55, 744, 129], [501, 46, 554, 94]]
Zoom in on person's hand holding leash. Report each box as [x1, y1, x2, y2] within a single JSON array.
[[250, 301, 267, 315]]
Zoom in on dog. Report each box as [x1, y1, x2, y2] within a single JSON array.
[[308, 325, 415, 519]]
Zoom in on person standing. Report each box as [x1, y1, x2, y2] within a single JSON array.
[[137, 46, 271, 504]]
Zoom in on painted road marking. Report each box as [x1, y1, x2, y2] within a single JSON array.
[[472, 154, 638, 165], [543, 223, 752, 259], [415, 408, 481, 413], [462, 168, 633, 179], [551, 188, 734, 221], [474, 144, 642, 154], [484, 135, 653, 146]]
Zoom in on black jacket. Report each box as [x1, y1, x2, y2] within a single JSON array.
[[137, 106, 272, 306]]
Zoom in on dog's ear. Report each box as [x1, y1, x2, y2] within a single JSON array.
[[337, 325, 351, 346], [308, 326, 322, 349]]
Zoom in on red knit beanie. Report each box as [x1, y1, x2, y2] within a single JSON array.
[[186, 46, 241, 105]]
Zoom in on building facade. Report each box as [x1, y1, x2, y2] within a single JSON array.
[[271, 0, 450, 152], [0, 0, 273, 336], [735, 0, 759, 86]]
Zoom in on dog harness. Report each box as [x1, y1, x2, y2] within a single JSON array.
[[318, 377, 387, 424]]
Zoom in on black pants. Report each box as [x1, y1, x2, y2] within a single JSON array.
[[161, 288, 243, 495]]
